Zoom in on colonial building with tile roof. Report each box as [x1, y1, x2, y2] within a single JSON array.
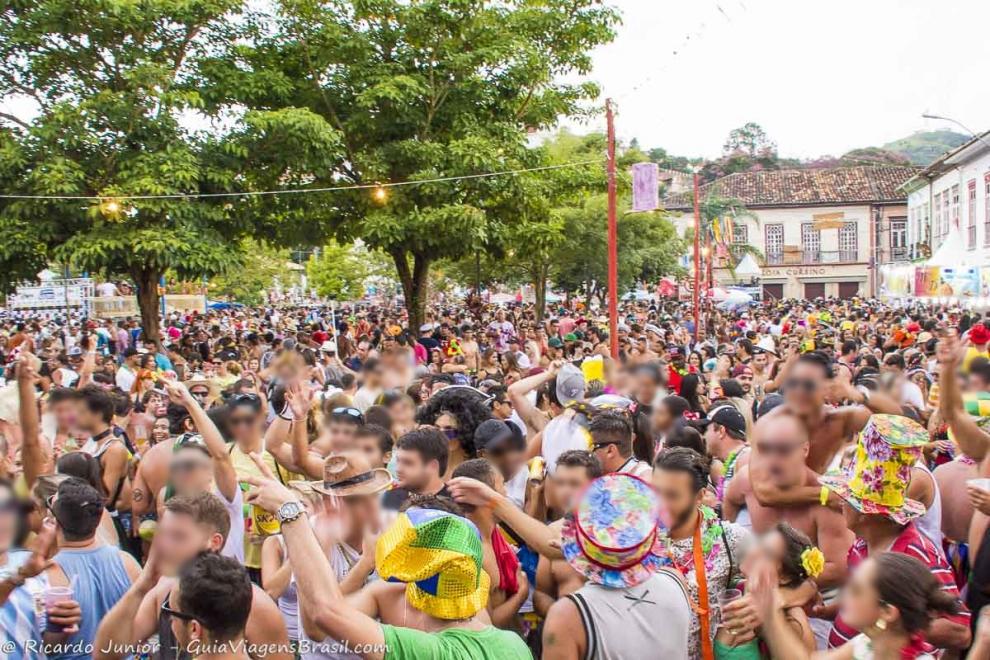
[[663, 166, 918, 300]]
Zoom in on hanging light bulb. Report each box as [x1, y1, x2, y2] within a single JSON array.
[[373, 186, 388, 203], [99, 197, 122, 219]]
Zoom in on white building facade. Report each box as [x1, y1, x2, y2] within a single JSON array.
[[664, 166, 916, 300], [902, 133, 990, 265]]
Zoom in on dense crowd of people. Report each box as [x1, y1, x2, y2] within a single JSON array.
[[2, 297, 990, 659]]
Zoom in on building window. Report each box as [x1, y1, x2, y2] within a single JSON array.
[[944, 190, 951, 236], [765, 224, 783, 264], [985, 174, 990, 247], [890, 218, 907, 261], [968, 180, 977, 249], [922, 201, 930, 244], [934, 191, 943, 242], [732, 224, 749, 246], [801, 223, 821, 263], [839, 221, 858, 262], [951, 184, 959, 230]]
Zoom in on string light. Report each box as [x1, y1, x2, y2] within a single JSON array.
[[373, 186, 387, 202], [0, 160, 601, 202], [98, 197, 123, 219]]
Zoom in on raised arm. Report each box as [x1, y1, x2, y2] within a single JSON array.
[[163, 378, 237, 501], [243, 458, 386, 660], [938, 334, 989, 460], [507, 362, 560, 433], [16, 350, 50, 489], [448, 476, 563, 559]]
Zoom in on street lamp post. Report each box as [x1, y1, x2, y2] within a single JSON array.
[[922, 113, 990, 151]]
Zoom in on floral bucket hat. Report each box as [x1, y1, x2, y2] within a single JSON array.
[[820, 414, 928, 525], [560, 474, 669, 589]]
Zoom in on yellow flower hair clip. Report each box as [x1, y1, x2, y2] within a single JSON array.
[[800, 546, 825, 580]]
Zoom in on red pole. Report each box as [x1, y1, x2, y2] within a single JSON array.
[[692, 172, 701, 341], [606, 99, 619, 359]]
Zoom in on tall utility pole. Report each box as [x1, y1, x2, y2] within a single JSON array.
[[692, 171, 701, 340], [606, 99, 619, 359]]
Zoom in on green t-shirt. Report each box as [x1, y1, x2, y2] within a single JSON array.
[[381, 624, 532, 660]]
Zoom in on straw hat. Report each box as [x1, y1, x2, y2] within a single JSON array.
[[560, 474, 669, 588], [376, 507, 490, 620], [182, 374, 220, 402], [820, 414, 928, 525], [310, 451, 391, 497]]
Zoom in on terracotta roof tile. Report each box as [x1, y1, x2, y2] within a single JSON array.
[[663, 166, 919, 210]]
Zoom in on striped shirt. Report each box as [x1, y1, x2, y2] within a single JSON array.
[[827, 522, 970, 652], [0, 550, 47, 660]]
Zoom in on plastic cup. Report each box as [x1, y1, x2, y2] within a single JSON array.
[[44, 585, 73, 632], [716, 588, 743, 626]]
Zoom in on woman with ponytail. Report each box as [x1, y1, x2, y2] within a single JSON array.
[[751, 552, 961, 659]]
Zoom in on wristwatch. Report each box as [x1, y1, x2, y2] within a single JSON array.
[[275, 500, 305, 525]]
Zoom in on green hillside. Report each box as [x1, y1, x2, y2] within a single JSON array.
[[881, 130, 969, 166]]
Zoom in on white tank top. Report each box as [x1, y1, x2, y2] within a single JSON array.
[[913, 462, 943, 548], [568, 570, 691, 660]]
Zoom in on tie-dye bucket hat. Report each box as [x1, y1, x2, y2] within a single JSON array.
[[376, 507, 490, 620], [820, 414, 928, 525], [560, 473, 669, 588]]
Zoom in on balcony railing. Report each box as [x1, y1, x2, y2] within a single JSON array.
[[889, 246, 910, 262], [764, 250, 859, 266]]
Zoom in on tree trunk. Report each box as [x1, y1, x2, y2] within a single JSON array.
[[391, 249, 431, 332], [133, 267, 163, 351], [533, 265, 548, 322]]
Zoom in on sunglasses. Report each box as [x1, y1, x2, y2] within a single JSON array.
[[189, 389, 209, 398], [590, 441, 618, 452], [170, 459, 210, 473], [756, 441, 804, 457], [0, 498, 18, 514], [332, 407, 363, 420], [160, 602, 197, 623], [784, 378, 818, 393], [438, 427, 460, 441], [228, 415, 257, 427]]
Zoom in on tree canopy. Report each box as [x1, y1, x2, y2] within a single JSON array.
[[200, 0, 619, 328]]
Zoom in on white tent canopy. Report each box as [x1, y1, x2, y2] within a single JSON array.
[[928, 231, 976, 267], [733, 253, 762, 278]]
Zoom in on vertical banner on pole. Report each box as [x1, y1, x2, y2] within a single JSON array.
[[631, 162, 659, 212]]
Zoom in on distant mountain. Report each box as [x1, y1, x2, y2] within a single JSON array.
[[881, 130, 970, 166]]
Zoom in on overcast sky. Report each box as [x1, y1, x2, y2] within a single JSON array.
[[573, 0, 990, 159]]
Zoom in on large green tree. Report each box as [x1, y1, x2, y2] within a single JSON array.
[[552, 194, 684, 305], [0, 0, 343, 344], [202, 0, 619, 329]]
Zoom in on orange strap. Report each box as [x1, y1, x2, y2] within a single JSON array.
[[692, 511, 715, 660]]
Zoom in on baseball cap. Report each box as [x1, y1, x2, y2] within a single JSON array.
[[555, 363, 586, 407], [474, 419, 523, 453], [702, 404, 747, 439]]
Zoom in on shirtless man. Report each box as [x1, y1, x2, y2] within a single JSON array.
[[751, 351, 901, 510], [726, 412, 853, 588]]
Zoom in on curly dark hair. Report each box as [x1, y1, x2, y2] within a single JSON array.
[[415, 387, 494, 458]]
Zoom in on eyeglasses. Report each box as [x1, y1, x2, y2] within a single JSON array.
[[784, 378, 818, 393], [160, 601, 197, 623]]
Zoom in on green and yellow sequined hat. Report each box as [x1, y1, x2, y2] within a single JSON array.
[[376, 508, 490, 620]]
